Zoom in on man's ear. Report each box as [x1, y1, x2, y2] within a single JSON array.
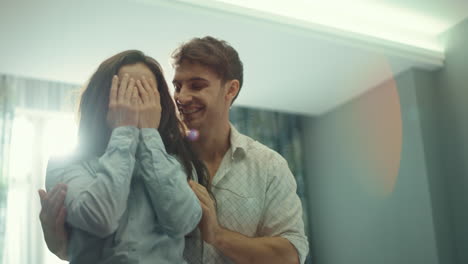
[[225, 80, 240, 105]]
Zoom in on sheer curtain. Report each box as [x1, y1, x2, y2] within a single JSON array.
[[0, 76, 15, 262], [230, 106, 312, 263], [0, 74, 80, 264]]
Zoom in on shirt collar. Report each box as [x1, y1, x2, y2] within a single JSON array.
[[229, 123, 248, 160]]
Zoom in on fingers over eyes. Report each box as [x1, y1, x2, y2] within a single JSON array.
[[137, 80, 149, 104], [125, 79, 136, 102], [118, 74, 129, 103], [131, 88, 139, 105], [142, 77, 156, 103], [109, 75, 118, 106]]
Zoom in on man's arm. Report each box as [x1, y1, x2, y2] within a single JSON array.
[[212, 227, 299, 264], [189, 170, 306, 264], [38, 185, 69, 261]]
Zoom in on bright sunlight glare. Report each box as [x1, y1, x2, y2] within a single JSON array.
[[4, 111, 76, 264], [43, 116, 78, 158]]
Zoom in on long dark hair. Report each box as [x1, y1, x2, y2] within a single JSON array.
[[76, 50, 210, 189]]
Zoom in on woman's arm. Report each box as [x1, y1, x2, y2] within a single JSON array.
[[46, 126, 139, 238], [45, 74, 141, 238], [137, 128, 202, 237], [133, 75, 201, 237]]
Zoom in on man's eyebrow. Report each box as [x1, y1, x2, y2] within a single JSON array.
[[189, 77, 209, 82], [172, 77, 209, 84]]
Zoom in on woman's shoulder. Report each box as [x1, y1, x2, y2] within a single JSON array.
[[47, 152, 89, 172], [45, 153, 97, 191]]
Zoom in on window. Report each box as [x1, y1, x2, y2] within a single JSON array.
[[3, 108, 76, 264]]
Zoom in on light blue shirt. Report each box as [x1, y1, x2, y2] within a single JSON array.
[[46, 126, 202, 264]]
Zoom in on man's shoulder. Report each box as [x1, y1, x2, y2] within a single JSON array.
[[239, 133, 285, 164]]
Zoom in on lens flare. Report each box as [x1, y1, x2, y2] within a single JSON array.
[[186, 129, 200, 141], [341, 57, 402, 197]]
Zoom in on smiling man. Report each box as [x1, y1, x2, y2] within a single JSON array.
[[39, 36, 309, 264], [171, 36, 308, 264]]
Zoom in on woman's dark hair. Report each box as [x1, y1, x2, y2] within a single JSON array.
[[76, 50, 210, 190]]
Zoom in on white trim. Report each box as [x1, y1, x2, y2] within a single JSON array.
[[138, 0, 445, 69]]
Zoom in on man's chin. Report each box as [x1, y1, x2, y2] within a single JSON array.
[[183, 118, 202, 131]]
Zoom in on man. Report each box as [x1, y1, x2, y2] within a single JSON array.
[[39, 36, 309, 264]]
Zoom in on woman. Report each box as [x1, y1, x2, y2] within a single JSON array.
[[45, 50, 210, 264]]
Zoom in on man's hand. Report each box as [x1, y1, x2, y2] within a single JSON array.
[[188, 181, 300, 264], [188, 180, 222, 245], [38, 183, 69, 261]]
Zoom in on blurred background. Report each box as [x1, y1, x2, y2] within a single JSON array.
[[0, 0, 467, 263]]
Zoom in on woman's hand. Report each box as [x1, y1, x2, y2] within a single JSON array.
[[136, 76, 161, 129], [106, 74, 140, 129]]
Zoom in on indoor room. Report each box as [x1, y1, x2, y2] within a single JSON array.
[[0, 0, 467, 263]]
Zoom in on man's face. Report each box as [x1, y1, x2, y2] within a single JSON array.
[[172, 61, 228, 131]]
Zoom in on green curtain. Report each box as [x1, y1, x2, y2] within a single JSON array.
[[0, 75, 15, 261], [230, 106, 311, 263]]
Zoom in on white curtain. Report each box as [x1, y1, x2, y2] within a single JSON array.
[[1, 74, 80, 264], [0, 76, 15, 263]]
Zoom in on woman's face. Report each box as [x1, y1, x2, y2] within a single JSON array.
[[117, 62, 157, 90]]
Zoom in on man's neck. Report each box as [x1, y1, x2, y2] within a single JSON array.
[[193, 121, 231, 164]]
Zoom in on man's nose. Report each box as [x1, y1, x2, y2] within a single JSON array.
[[175, 89, 192, 106]]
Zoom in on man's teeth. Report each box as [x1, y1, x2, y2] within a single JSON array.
[[181, 108, 199, 114]]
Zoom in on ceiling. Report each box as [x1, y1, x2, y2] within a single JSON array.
[[368, 0, 468, 25], [1, 0, 467, 116], [177, 0, 468, 51]]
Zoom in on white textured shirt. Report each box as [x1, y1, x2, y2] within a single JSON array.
[[184, 124, 309, 264]]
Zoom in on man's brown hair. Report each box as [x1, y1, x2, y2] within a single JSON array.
[[171, 36, 244, 104]]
